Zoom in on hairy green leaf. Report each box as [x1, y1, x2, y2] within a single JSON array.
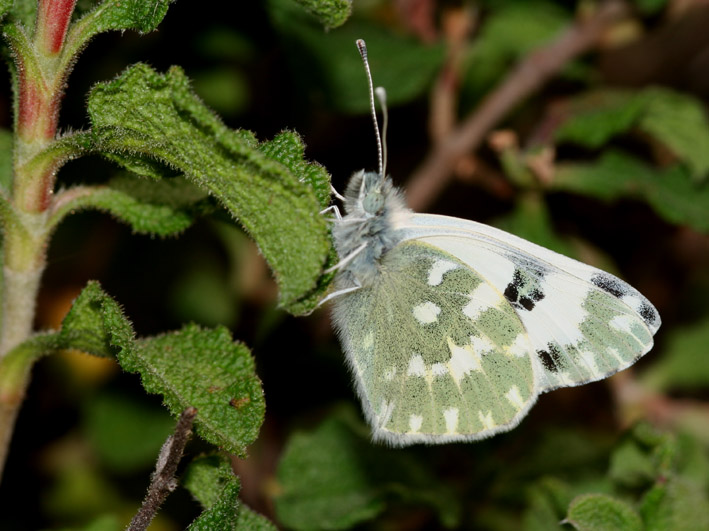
[[275, 407, 461, 529], [552, 151, 709, 232], [60, 281, 135, 358], [565, 493, 642, 531], [269, 0, 445, 113], [185, 454, 277, 530], [54, 282, 264, 456], [187, 476, 240, 531], [69, 0, 172, 44], [292, 0, 351, 29], [86, 64, 330, 312], [128, 325, 265, 457], [184, 454, 237, 509], [51, 176, 211, 237]]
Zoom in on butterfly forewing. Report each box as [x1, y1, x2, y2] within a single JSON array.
[[402, 214, 659, 393], [333, 240, 538, 445]]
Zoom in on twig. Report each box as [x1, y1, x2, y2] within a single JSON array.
[[128, 407, 198, 531], [405, 0, 630, 211]]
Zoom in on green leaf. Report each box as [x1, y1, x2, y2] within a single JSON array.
[[292, 0, 352, 29], [235, 505, 278, 531], [184, 455, 238, 509], [552, 151, 709, 233], [554, 88, 709, 183], [83, 392, 175, 472], [51, 176, 212, 237], [59, 280, 135, 359], [565, 493, 642, 531], [51, 282, 264, 456], [184, 454, 277, 531], [269, 0, 445, 113], [608, 438, 656, 489], [128, 325, 265, 457], [187, 476, 240, 531], [639, 87, 709, 184], [85, 63, 331, 312], [460, 1, 570, 105], [68, 0, 172, 48], [640, 317, 709, 392], [640, 476, 709, 531], [554, 90, 646, 149], [275, 407, 461, 530]]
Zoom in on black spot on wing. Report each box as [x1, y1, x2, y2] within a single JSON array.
[[537, 343, 563, 373], [591, 273, 627, 299], [639, 302, 657, 326], [504, 270, 545, 311]]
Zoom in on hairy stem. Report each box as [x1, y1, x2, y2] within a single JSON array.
[[0, 0, 79, 482]]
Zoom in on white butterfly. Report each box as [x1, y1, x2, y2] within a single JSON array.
[[326, 40, 660, 446]]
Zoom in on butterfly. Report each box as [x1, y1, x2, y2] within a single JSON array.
[[326, 39, 660, 446]]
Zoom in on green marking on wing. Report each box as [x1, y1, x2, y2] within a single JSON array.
[[335, 241, 537, 441], [535, 289, 656, 391]]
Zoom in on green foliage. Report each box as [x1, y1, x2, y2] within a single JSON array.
[[275, 407, 461, 529], [269, 0, 445, 113], [555, 87, 709, 183], [84, 63, 330, 312], [83, 392, 175, 472], [552, 151, 709, 232], [59, 280, 135, 359], [130, 325, 265, 457], [292, 0, 352, 29], [24, 281, 266, 457], [564, 494, 643, 531], [184, 454, 277, 530], [460, 1, 570, 105], [54, 176, 212, 237], [640, 317, 709, 392], [71, 0, 172, 39]]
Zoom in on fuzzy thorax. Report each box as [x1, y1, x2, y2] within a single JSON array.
[[332, 170, 411, 287]]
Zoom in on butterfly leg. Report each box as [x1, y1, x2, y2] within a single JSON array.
[[330, 184, 346, 202], [324, 242, 367, 274], [320, 204, 343, 220], [315, 282, 362, 309]]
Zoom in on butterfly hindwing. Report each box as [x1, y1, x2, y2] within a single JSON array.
[[332, 240, 538, 445], [400, 214, 659, 393]]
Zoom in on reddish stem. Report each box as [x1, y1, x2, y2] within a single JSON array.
[[36, 0, 77, 55]]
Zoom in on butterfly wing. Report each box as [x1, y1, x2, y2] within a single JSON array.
[[332, 239, 540, 446], [398, 214, 661, 393]]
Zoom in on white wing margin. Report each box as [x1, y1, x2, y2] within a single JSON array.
[[397, 214, 661, 393]]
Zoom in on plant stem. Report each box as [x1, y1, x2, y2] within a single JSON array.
[[0, 0, 78, 482], [128, 407, 198, 531]]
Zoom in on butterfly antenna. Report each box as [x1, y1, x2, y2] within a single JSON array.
[[356, 39, 384, 178], [375, 87, 388, 179]]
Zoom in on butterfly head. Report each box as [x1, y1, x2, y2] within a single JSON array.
[[344, 170, 389, 217]]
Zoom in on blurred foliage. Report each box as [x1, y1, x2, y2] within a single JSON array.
[[0, 0, 708, 529]]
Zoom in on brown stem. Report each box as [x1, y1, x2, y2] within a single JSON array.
[[405, 0, 629, 211], [128, 407, 198, 531]]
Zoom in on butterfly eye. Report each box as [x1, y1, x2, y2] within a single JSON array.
[[362, 188, 385, 214]]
